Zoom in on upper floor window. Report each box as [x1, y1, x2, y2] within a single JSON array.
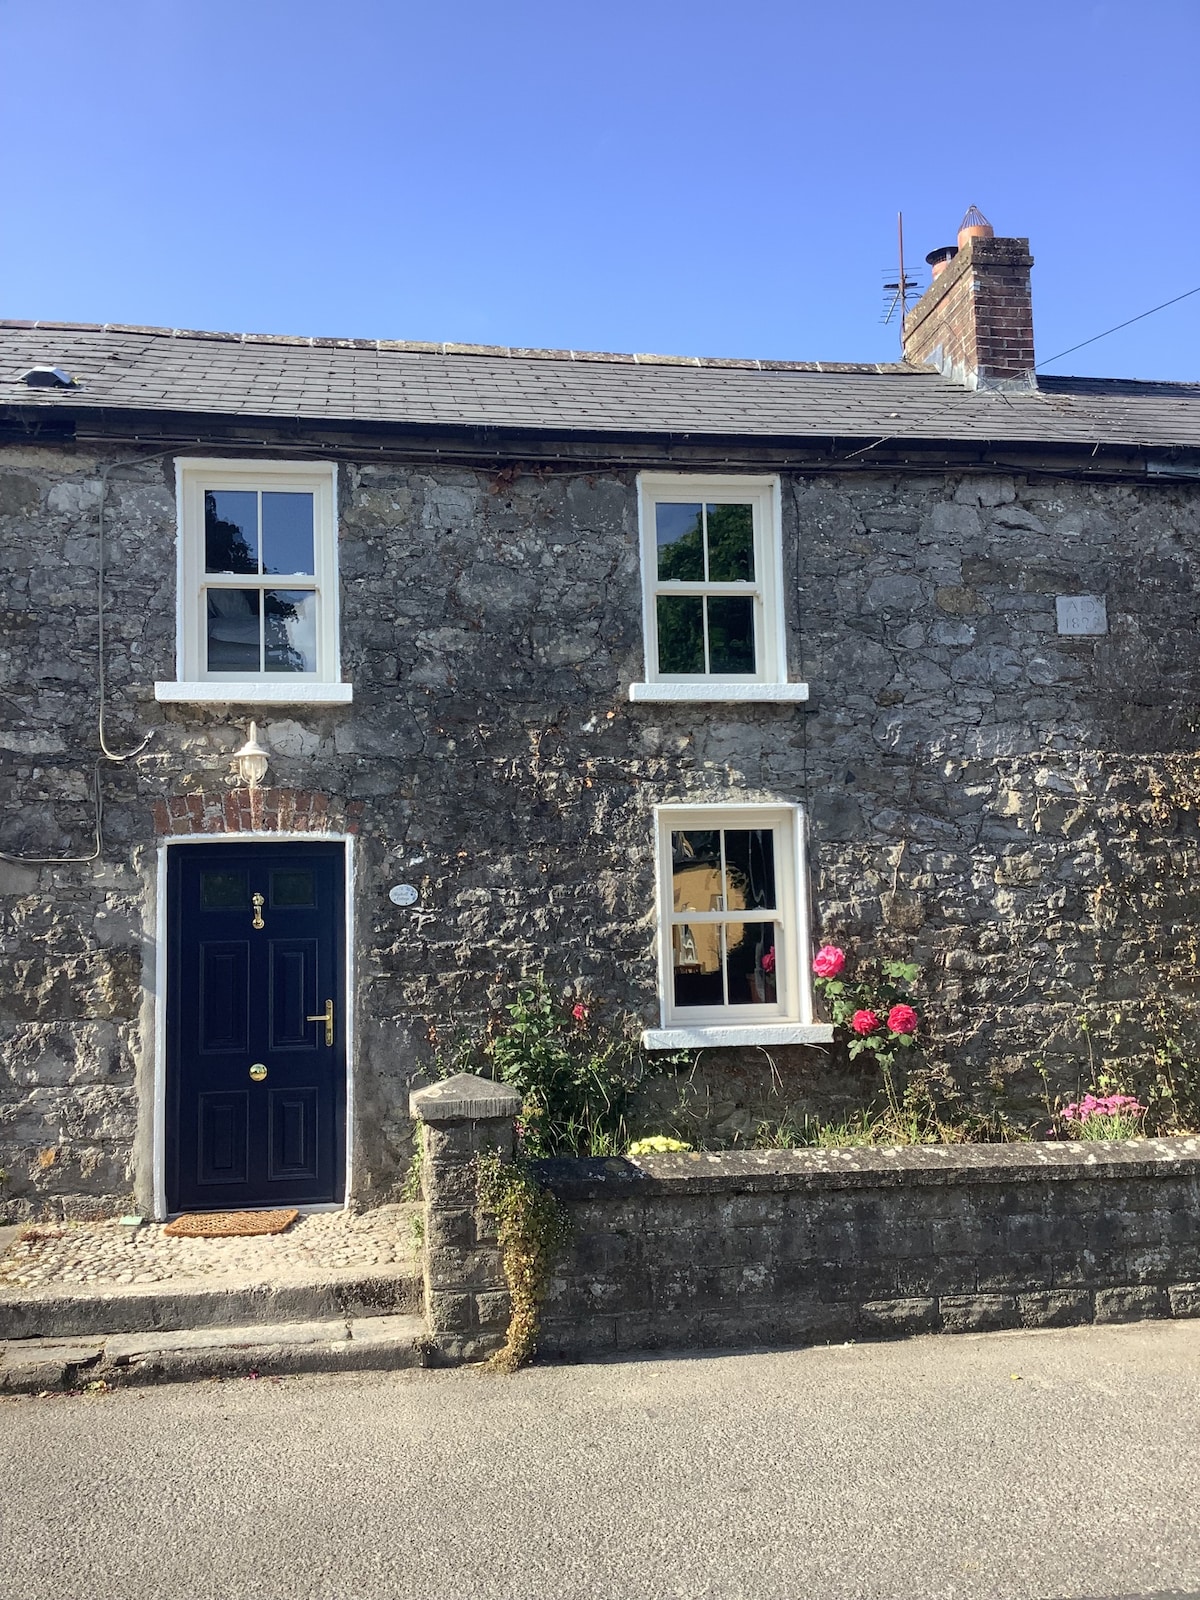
[[630, 474, 806, 704], [156, 459, 350, 704]]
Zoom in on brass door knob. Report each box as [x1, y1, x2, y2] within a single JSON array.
[[249, 1063, 267, 1081]]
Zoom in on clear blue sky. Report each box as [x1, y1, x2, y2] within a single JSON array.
[[2, 0, 1197, 380]]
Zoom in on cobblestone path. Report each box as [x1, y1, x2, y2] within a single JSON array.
[[0, 1206, 417, 1289]]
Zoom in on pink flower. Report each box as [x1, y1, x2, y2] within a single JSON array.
[[761, 947, 776, 974], [1063, 1091, 1144, 1124], [850, 1009, 880, 1036], [886, 1004, 918, 1036], [571, 1002, 589, 1024], [813, 945, 846, 978]]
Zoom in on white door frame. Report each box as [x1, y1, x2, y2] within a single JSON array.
[[150, 831, 356, 1220]]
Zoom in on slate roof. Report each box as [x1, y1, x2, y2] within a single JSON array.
[[3, 319, 1199, 452]]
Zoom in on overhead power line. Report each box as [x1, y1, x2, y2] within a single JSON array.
[[1036, 284, 1200, 371]]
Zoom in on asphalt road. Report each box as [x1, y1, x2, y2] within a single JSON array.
[[2, 1321, 1199, 1600]]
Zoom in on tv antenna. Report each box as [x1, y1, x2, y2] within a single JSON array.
[[881, 211, 923, 349]]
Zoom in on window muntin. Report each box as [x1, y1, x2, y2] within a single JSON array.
[[656, 805, 807, 1027], [639, 476, 784, 685], [175, 459, 339, 685]]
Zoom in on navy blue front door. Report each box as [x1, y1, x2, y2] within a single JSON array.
[[166, 841, 346, 1212]]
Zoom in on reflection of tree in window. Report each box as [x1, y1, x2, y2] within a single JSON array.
[[657, 504, 754, 583], [655, 502, 755, 676], [204, 493, 257, 574], [264, 592, 306, 673]]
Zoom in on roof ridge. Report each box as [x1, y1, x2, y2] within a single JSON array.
[[0, 318, 924, 376]]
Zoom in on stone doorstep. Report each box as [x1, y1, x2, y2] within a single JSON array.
[[0, 1264, 423, 1342], [0, 1312, 432, 1394]]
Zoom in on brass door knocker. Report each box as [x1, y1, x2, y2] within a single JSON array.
[[251, 893, 265, 930]]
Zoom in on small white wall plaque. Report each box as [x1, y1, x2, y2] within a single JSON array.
[[389, 884, 419, 907], [1056, 596, 1108, 636]]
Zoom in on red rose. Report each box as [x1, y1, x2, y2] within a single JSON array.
[[812, 945, 846, 978], [571, 1002, 588, 1024], [850, 1009, 880, 1035], [887, 1004, 918, 1036]]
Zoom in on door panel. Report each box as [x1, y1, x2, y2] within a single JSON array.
[[269, 941, 318, 1051], [197, 1092, 250, 1186], [269, 1087, 321, 1180], [167, 841, 346, 1212], [199, 943, 250, 1053]]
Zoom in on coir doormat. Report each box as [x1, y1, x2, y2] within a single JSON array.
[[162, 1208, 299, 1239]]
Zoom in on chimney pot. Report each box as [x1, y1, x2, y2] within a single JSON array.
[[926, 245, 958, 280], [957, 203, 995, 250]]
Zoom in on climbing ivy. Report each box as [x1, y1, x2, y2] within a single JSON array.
[[475, 1152, 569, 1372]]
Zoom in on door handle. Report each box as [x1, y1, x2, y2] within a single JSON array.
[[306, 999, 334, 1048]]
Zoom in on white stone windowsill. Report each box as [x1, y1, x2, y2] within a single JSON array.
[[155, 681, 354, 705], [643, 1023, 834, 1049], [629, 681, 809, 704]]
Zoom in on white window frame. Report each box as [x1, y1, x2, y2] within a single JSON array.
[[629, 473, 807, 704], [644, 802, 831, 1049], [155, 457, 351, 705]]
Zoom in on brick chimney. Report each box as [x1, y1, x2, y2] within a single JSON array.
[[903, 207, 1036, 390]]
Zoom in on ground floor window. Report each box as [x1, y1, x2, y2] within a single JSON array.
[[654, 803, 812, 1033]]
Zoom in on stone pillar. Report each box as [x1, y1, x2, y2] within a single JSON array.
[[409, 1071, 522, 1363]]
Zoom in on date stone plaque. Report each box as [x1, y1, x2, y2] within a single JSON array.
[[1056, 596, 1108, 636]]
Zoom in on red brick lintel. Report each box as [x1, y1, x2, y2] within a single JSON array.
[[152, 788, 357, 836]]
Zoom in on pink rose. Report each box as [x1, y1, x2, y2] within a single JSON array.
[[571, 1002, 588, 1024], [886, 1004, 918, 1036], [761, 947, 776, 974], [850, 1009, 880, 1035], [812, 945, 846, 978]]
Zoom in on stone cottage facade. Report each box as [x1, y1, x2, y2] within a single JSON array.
[[2, 215, 1200, 1219]]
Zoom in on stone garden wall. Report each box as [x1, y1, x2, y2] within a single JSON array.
[[534, 1138, 1200, 1358], [3, 433, 1200, 1214]]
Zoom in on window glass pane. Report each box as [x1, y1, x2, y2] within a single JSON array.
[[723, 829, 776, 911], [207, 588, 261, 671], [705, 504, 755, 582], [205, 491, 259, 574], [264, 590, 318, 673], [200, 870, 247, 909], [672, 918, 723, 1008], [671, 830, 721, 913], [657, 595, 705, 674], [655, 503, 704, 581], [262, 492, 315, 576], [707, 595, 756, 674], [725, 921, 779, 1005], [271, 869, 315, 907]]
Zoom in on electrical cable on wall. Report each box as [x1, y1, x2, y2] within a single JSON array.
[[0, 446, 176, 865]]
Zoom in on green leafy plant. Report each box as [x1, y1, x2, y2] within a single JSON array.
[[487, 981, 644, 1158], [476, 1152, 569, 1372], [749, 1090, 1029, 1152], [1145, 997, 1200, 1133], [400, 1120, 424, 1202]]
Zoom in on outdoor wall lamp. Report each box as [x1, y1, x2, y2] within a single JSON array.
[[231, 722, 270, 788]]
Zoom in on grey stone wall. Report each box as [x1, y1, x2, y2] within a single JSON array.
[[3, 436, 1200, 1215], [535, 1138, 1200, 1357], [410, 1072, 521, 1362]]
